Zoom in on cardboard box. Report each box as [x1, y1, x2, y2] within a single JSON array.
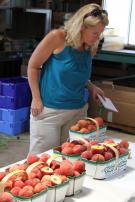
[[88, 82, 135, 128]]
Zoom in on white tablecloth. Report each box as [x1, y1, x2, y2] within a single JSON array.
[[0, 140, 135, 202]]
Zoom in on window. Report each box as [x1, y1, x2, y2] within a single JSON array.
[[103, 0, 135, 46]]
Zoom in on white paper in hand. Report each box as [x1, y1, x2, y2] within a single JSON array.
[[97, 94, 118, 112]]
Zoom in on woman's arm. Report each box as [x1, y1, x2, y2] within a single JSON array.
[[86, 80, 105, 103], [27, 29, 65, 116]]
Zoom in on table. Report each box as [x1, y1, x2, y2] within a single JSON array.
[[94, 49, 135, 82], [94, 49, 135, 65], [0, 140, 135, 202]]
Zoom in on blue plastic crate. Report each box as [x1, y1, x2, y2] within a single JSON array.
[[0, 120, 29, 136], [0, 107, 30, 122], [0, 95, 31, 109], [0, 77, 31, 97]]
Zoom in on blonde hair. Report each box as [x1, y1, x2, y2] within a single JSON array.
[[64, 3, 109, 49]]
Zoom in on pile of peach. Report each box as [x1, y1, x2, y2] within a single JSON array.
[[70, 117, 104, 133], [0, 153, 85, 200], [81, 139, 129, 162]]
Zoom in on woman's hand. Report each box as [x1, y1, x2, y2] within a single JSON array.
[[31, 98, 44, 117], [91, 85, 105, 105]]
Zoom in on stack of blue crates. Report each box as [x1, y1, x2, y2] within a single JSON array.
[[0, 77, 32, 136]]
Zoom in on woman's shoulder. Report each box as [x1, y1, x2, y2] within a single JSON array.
[[48, 28, 65, 42]]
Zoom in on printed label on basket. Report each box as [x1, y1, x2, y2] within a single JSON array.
[[84, 153, 128, 179], [104, 155, 128, 175], [69, 126, 107, 141]]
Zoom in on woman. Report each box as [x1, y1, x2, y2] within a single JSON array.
[[28, 3, 109, 154]]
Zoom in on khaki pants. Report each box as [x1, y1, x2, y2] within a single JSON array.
[[29, 104, 88, 154]]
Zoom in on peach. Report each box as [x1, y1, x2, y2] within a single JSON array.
[[50, 175, 62, 186], [73, 160, 85, 174], [10, 186, 21, 196], [0, 192, 13, 202], [79, 128, 89, 133], [14, 180, 25, 188], [50, 160, 60, 170], [19, 185, 34, 197], [41, 166, 53, 175], [73, 170, 80, 177], [0, 172, 6, 181], [25, 178, 39, 187], [77, 119, 88, 128], [60, 162, 74, 176], [32, 168, 42, 179], [81, 150, 93, 160], [34, 182, 47, 193], [60, 175, 67, 183], [8, 164, 21, 172], [27, 154, 39, 164], [91, 154, 105, 162], [39, 153, 51, 163], [18, 164, 28, 171], [119, 140, 129, 149], [87, 125, 96, 131], [91, 145, 105, 154], [61, 142, 72, 150], [90, 139, 99, 145], [70, 124, 80, 131], [42, 179, 52, 187], [119, 147, 128, 155], [54, 168, 61, 175], [28, 172, 36, 179], [62, 147, 73, 155], [104, 139, 115, 144], [94, 117, 104, 126], [104, 151, 113, 161], [4, 180, 13, 190], [72, 145, 86, 154]]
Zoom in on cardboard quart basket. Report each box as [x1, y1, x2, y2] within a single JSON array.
[[66, 172, 86, 196], [14, 188, 48, 202], [81, 152, 129, 180], [53, 146, 81, 163], [69, 117, 107, 142], [46, 180, 69, 202]]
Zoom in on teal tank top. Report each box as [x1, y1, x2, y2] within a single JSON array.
[[40, 46, 92, 109]]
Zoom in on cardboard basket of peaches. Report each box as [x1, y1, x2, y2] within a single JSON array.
[[53, 138, 100, 163], [80, 138, 130, 179], [0, 153, 86, 202], [69, 117, 107, 142]]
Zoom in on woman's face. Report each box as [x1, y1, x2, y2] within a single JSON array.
[[81, 22, 105, 46]]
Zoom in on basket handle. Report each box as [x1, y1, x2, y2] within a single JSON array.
[[101, 143, 119, 170], [85, 117, 99, 140]]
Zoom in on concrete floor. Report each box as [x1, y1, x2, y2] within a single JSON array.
[[0, 129, 135, 168]]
